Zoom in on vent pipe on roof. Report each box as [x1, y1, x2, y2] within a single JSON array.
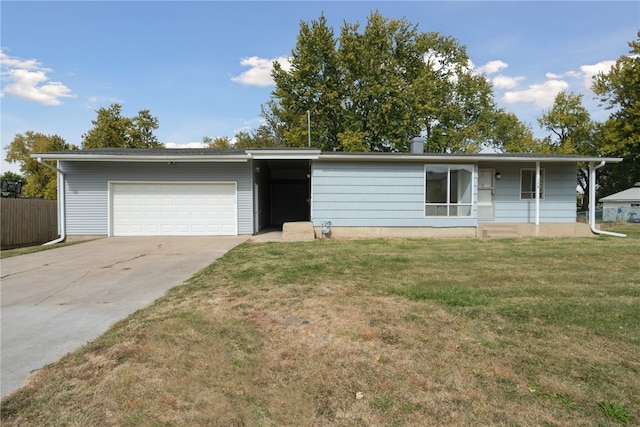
[[411, 137, 425, 154]]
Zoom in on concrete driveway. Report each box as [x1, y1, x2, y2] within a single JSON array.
[[0, 236, 248, 397]]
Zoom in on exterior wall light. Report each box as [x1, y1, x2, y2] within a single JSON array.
[[495, 172, 502, 180]]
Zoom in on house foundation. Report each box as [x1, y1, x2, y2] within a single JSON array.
[[312, 223, 594, 240], [477, 222, 594, 238]]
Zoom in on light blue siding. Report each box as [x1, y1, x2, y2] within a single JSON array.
[[60, 158, 579, 235], [60, 161, 253, 235], [480, 162, 577, 223], [311, 161, 477, 227]]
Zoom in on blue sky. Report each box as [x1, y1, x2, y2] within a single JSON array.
[[2, 1, 638, 174]]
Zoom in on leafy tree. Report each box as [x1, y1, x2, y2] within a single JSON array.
[[272, 14, 342, 150], [4, 131, 77, 199], [490, 110, 540, 153], [269, 11, 501, 153], [1, 171, 24, 184], [82, 104, 162, 149], [250, 125, 281, 148], [1, 171, 25, 198], [129, 109, 161, 148], [233, 126, 280, 149], [414, 33, 498, 153], [592, 31, 640, 196], [536, 91, 599, 210], [338, 12, 424, 151], [203, 136, 232, 149], [537, 91, 595, 155], [232, 131, 254, 149], [259, 101, 286, 146]]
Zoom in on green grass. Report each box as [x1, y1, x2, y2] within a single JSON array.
[[1, 224, 638, 426], [0, 239, 95, 259], [599, 401, 632, 425]]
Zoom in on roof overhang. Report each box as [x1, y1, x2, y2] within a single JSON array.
[[33, 152, 251, 163], [316, 153, 624, 164], [31, 148, 623, 165], [246, 148, 321, 160]]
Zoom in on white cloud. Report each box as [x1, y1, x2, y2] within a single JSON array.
[[544, 60, 615, 89], [165, 142, 207, 149], [545, 71, 568, 80], [231, 56, 291, 87], [84, 95, 122, 110], [578, 61, 615, 88], [0, 51, 40, 70], [502, 79, 569, 108], [476, 60, 508, 75], [492, 75, 525, 89], [0, 48, 74, 105]]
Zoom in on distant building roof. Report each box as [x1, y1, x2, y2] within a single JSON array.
[[600, 182, 640, 203]]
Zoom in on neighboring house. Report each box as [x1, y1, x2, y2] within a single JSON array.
[[600, 182, 640, 223], [32, 142, 622, 240]]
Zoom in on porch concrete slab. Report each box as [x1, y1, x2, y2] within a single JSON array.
[[282, 221, 316, 241], [0, 236, 248, 398], [249, 231, 284, 242]]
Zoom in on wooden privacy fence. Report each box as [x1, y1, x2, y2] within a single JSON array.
[[1, 198, 58, 249]]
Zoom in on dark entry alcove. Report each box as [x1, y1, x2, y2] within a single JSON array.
[[254, 160, 311, 231]]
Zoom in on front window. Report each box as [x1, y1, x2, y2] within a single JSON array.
[[520, 169, 545, 200], [425, 165, 473, 217]]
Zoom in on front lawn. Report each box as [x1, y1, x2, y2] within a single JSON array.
[[0, 239, 94, 259], [2, 225, 638, 426]]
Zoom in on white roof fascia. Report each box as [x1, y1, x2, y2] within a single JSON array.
[[31, 154, 251, 163], [31, 151, 623, 164], [316, 154, 624, 163], [247, 149, 321, 160]]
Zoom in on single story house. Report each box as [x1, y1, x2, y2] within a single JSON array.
[[600, 182, 640, 223], [33, 141, 622, 240]]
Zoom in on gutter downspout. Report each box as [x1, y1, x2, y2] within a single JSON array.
[[36, 158, 66, 245], [589, 161, 626, 238]]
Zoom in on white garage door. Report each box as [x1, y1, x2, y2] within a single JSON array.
[[111, 182, 237, 236]]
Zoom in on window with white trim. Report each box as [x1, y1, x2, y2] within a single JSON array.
[[425, 165, 473, 217], [520, 168, 545, 200]]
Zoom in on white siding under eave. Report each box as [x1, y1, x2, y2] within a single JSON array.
[[311, 161, 477, 227], [481, 162, 578, 223], [60, 161, 253, 235]]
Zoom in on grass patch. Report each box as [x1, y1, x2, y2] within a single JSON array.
[[390, 283, 493, 306], [0, 239, 93, 259], [371, 396, 394, 412], [1, 225, 638, 426], [599, 401, 632, 425]]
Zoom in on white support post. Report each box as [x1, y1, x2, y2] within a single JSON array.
[[589, 162, 596, 225], [535, 161, 540, 228], [307, 110, 311, 147]]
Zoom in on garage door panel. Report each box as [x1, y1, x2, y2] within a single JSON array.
[[111, 183, 237, 236]]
